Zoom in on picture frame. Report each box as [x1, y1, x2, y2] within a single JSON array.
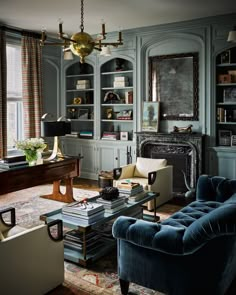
[[149, 52, 199, 120], [142, 102, 160, 132], [223, 88, 236, 103], [78, 109, 89, 120], [120, 131, 128, 141], [220, 50, 231, 64], [218, 130, 232, 146]]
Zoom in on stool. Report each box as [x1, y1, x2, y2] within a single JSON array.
[[98, 170, 113, 188]]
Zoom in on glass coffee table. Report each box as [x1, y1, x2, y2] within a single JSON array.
[[40, 191, 159, 266]]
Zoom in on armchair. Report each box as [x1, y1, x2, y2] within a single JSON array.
[[112, 175, 236, 295], [113, 157, 173, 210], [0, 207, 64, 295]]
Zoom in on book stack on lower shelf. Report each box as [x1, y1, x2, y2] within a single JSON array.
[[96, 196, 127, 214], [65, 131, 79, 138], [64, 229, 102, 253], [0, 155, 28, 170], [62, 201, 105, 225], [101, 131, 120, 140], [79, 131, 93, 139]]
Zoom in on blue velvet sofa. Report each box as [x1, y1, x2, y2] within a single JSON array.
[[112, 175, 236, 295]]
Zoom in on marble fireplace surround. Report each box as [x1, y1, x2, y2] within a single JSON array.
[[136, 132, 204, 195]]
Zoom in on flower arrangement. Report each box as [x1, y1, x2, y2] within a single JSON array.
[[15, 138, 46, 151], [15, 138, 46, 165]]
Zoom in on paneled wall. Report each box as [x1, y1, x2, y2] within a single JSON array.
[[42, 13, 236, 177]]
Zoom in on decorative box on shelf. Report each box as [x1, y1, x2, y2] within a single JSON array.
[[76, 80, 90, 89], [113, 76, 129, 88], [113, 81, 129, 88]]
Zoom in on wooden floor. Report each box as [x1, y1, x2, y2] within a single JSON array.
[[73, 177, 101, 191]]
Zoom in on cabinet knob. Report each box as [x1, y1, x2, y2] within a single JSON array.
[[115, 157, 118, 160]]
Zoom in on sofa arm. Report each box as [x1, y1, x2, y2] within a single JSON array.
[[112, 216, 185, 255], [113, 164, 136, 180]]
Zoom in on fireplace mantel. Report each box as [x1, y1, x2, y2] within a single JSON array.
[[136, 132, 204, 195]]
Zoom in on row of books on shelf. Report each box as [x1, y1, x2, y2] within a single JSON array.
[[0, 155, 28, 170], [217, 108, 236, 122], [65, 131, 93, 138]]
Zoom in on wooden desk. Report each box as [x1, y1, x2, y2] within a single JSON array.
[[0, 157, 80, 203]]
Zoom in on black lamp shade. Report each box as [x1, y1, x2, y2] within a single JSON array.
[[41, 121, 71, 137]]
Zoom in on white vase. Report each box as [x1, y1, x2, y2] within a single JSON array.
[[36, 150, 43, 165]]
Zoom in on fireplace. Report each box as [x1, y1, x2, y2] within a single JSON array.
[[136, 132, 204, 195]]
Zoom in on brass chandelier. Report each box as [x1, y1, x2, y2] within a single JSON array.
[[40, 0, 123, 63]]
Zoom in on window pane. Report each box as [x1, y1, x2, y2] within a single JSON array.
[[7, 44, 22, 98], [6, 43, 24, 150]]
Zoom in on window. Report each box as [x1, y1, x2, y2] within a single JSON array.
[[6, 42, 24, 150]]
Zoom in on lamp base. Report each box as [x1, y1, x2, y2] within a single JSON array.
[[43, 136, 63, 162]]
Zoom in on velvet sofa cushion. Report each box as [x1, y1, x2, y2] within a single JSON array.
[[133, 157, 167, 178]]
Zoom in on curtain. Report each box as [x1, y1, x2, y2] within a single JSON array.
[[21, 32, 43, 138], [0, 28, 7, 158]]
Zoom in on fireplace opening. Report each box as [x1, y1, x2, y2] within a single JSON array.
[[136, 132, 204, 197]]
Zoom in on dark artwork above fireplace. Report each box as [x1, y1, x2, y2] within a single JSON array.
[[136, 132, 204, 196]]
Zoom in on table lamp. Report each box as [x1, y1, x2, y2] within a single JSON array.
[[41, 113, 71, 161]]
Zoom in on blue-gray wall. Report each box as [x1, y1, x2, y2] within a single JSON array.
[[42, 13, 236, 175]]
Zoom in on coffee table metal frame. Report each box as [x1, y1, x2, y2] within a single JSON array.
[[40, 191, 159, 266]]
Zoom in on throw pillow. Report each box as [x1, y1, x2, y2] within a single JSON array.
[[134, 157, 167, 178]]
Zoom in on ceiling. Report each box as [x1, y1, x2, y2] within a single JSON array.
[[1, 0, 236, 37]]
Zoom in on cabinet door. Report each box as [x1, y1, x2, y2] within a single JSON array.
[[116, 144, 136, 167], [97, 144, 116, 172], [79, 142, 97, 179]]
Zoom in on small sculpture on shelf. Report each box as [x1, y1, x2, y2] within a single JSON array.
[[172, 124, 193, 133], [115, 58, 125, 71], [104, 91, 120, 104], [68, 108, 77, 119]]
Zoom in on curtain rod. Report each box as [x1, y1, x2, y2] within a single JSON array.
[[1, 25, 41, 38]]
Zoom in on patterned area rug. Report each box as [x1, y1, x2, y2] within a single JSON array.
[[0, 185, 165, 295]]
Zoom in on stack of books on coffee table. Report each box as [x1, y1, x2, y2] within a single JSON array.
[[64, 229, 102, 253], [117, 182, 144, 196], [96, 196, 127, 214], [62, 201, 105, 225]]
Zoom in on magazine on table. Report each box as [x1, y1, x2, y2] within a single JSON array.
[[62, 201, 104, 216]]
